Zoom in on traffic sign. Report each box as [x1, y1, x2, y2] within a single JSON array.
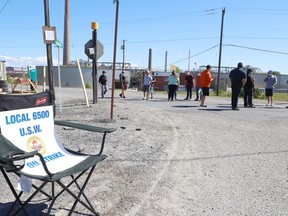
[[84, 39, 104, 60], [54, 39, 63, 48]]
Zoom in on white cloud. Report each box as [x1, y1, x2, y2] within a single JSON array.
[[0, 55, 59, 67]]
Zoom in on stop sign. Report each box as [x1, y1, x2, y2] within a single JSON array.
[[84, 39, 104, 60]]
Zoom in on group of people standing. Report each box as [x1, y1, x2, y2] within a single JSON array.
[[229, 62, 277, 110], [167, 65, 214, 107], [100, 64, 279, 110], [98, 70, 129, 99]]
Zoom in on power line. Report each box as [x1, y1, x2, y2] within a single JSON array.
[[154, 45, 219, 69], [154, 43, 288, 70], [224, 44, 288, 55], [119, 8, 220, 24], [0, 0, 11, 15]]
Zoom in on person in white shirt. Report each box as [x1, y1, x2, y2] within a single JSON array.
[[142, 71, 153, 100]]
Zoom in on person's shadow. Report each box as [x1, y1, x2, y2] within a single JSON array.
[[0, 202, 50, 215]]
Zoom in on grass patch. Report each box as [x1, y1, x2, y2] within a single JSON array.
[[274, 93, 288, 102], [208, 90, 288, 102]]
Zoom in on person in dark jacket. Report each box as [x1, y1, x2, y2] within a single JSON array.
[[243, 68, 255, 108], [99, 71, 108, 98], [184, 71, 194, 100], [229, 62, 247, 110]]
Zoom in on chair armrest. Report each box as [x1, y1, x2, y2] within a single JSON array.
[[4, 151, 38, 172], [9, 150, 38, 161], [5, 151, 53, 177], [54, 120, 116, 133], [54, 120, 116, 155]]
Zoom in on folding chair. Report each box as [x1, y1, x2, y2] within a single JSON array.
[[0, 94, 116, 215]]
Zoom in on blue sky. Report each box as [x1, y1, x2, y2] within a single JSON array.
[[0, 0, 288, 74]]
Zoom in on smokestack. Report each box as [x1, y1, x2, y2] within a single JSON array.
[[164, 51, 168, 72], [63, 0, 70, 65], [148, 48, 152, 71]]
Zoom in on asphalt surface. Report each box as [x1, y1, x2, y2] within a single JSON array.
[[56, 87, 288, 216]]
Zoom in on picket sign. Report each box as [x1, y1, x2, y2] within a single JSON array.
[[0, 106, 87, 176]]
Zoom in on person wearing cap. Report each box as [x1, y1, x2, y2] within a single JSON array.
[[243, 68, 255, 108], [199, 65, 213, 107], [229, 62, 247, 110], [98, 70, 108, 98], [264, 70, 277, 106]]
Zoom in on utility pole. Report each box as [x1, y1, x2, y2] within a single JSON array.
[[63, 0, 70, 65], [216, 7, 225, 96], [121, 40, 126, 73], [110, 0, 119, 120], [43, 0, 54, 102]]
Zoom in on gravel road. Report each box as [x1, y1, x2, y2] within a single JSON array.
[[1, 87, 288, 216]]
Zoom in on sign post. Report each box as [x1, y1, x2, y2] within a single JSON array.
[[84, 22, 104, 104], [54, 40, 63, 113], [92, 22, 98, 104]]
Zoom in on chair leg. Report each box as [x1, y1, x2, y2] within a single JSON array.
[[12, 181, 48, 216], [53, 170, 87, 200], [0, 168, 29, 216], [72, 175, 94, 211], [55, 166, 100, 215], [69, 166, 96, 215]]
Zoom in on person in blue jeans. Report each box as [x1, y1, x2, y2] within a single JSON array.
[[243, 68, 255, 108], [98, 71, 108, 98], [184, 71, 194, 100], [168, 70, 179, 101]]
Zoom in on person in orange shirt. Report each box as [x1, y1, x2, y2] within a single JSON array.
[[199, 65, 213, 107]]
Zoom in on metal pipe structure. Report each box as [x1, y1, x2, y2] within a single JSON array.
[[92, 27, 98, 104]]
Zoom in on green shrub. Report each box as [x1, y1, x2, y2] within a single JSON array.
[[6, 75, 14, 84], [85, 82, 92, 89], [253, 88, 265, 99]]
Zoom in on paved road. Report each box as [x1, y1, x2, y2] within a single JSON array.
[[1, 87, 287, 216], [57, 88, 288, 216]]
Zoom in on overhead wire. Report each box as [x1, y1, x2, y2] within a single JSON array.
[[224, 44, 288, 55], [154, 43, 288, 70], [154, 45, 219, 69]]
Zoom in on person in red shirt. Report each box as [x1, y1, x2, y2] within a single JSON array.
[[194, 72, 201, 101], [184, 71, 194, 100], [200, 65, 213, 107]]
